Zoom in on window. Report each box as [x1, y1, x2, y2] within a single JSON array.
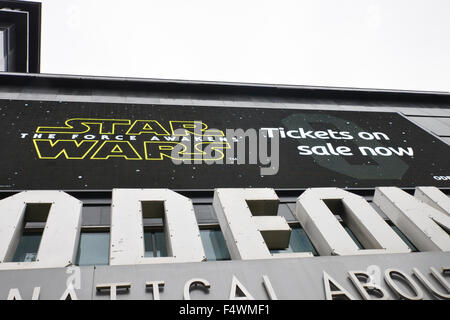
[[10, 203, 50, 262], [75, 231, 110, 266], [140, 201, 169, 258], [12, 232, 42, 262], [144, 230, 168, 257], [270, 226, 318, 256], [200, 229, 230, 261]]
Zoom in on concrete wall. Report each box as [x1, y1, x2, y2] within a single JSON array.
[[0, 252, 448, 300]]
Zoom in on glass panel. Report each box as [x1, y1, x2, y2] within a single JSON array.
[[144, 231, 168, 257], [391, 225, 418, 252], [154, 231, 168, 257], [144, 230, 154, 257], [270, 227, 318, 256], [200, 229, 231, 261], [12, 232, 42, 262], [76, 232, 110, 266]]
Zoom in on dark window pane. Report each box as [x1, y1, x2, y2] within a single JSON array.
[[200, 229, 231, 261], [76, 232, 109, 266], [12, 232, 42, 262], [270, 227, 318, 256]]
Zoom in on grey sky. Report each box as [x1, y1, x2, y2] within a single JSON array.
[[39, 0, 450, 92]]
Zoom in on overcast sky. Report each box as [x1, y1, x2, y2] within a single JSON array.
[[38, 0, 450, 92]]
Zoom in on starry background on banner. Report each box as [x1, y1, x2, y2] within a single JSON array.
[[0, 99, 449, 190]]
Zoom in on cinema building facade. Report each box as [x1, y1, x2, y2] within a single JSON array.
[[0, 70, 447, 300]]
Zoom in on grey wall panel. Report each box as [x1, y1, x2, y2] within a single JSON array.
[[194, 204, 218, 224], [437, 117, 450, 131], [124, 97, 163, 104], [277, 203, 296, 222], [189, 99, 227, 107], [0, 90, 20, 99], [55, 88, 93, 102], [81, 206, 110, 227], [0, 266, 95, 300], [0, 252, 448, 299], [88, 90, 127, 104], [99, 206, 111, 226], [400, 107, 450, 117], [0, 85, 448, 118], [407, 117, 450, 136], [54, 94, 93, 102], [88, 251, 450, 300], [81, 206, 102, 226]]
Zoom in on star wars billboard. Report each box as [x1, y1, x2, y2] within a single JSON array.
[[0, 99, 449, 190]]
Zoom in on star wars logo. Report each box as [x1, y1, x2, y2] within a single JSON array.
[[22, 118, 231, 161]]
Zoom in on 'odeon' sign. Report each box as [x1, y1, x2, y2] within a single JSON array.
[[0, 186, 449, 300], [0, 186, 448, 270]]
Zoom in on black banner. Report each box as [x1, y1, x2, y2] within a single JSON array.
[[0, 99, 449, 190]]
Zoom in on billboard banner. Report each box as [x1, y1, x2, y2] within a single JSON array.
[[0, 99, 449, 190]]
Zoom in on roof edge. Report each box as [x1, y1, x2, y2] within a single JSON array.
[[5, 71, 450, 94], [0, 72, 449, 105]]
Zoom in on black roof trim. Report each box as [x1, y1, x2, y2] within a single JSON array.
[[1, 72, 450, 106]]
